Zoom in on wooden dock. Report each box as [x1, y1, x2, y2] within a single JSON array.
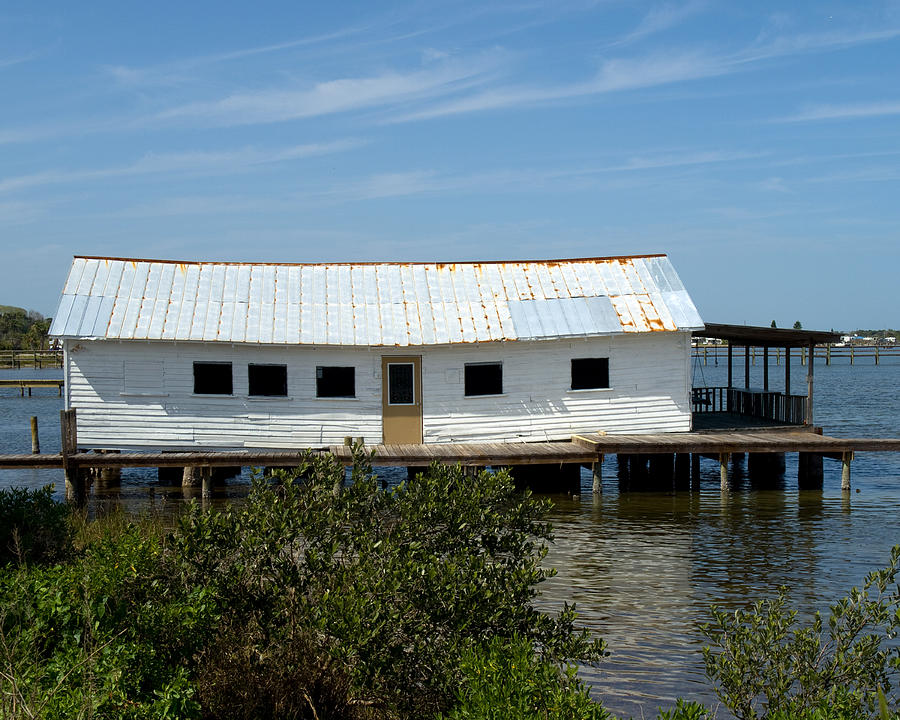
[[1, 429, 897, 471], [2, 407, 898, 500]]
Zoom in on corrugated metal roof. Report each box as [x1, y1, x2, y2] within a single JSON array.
[[49, 255, 704, 346]]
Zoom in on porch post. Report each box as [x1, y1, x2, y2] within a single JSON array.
[[784, 346, 791, 396], [744, 344, 751, 389], [806, 341, 815, 425], [727, 343, 733, 411]]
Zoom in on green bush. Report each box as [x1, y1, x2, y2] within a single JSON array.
[[172, 448, 605, 717], [438, 634, 609, 720], [702, 545, 900, 720], [0, 447, 605, 719], [0, 485, 72, 566]]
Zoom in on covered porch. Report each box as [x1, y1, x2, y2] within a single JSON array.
[[691, 323, 841, 428]]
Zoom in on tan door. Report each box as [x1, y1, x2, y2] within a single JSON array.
[[382, 356, 423, 444]]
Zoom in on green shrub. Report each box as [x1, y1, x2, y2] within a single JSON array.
[[0, 485, 72, 566], [0, 447, 605, 719], [702, 545, 900, 719], [172, 447, 605, 718], [438, 634, 609, 720], [0, 518, 210, 719]]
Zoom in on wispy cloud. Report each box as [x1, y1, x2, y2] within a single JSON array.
[[780, 100, 900, 122], [103, 26, 368, 87], [736, 26, 900, 64], [0, 139, 363, 194], [756, 177, 792, 193], [609, 0, 707, 47], [0, 50, 40, 70], [153, 54, 502, 126], [309, 150, 762, 204], [391, 51, 729, 121]]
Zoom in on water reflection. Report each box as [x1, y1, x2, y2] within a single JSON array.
[[538, 465, 900, 717]]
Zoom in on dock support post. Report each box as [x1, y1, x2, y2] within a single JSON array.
[[94, 449, 121, 488], [719, 453, 730, 490], [798, 453, 824, 490], [60, 409, 85, 504], [649, 454, 674, 489], [690, 453, 700, 490], [201, 467, 212, 499], [675, 453, 690, 490], [592, 455, 603, 494], [617, 454, 630, 487], [30, 416, 39, 454], [841, 451, 853, 492]]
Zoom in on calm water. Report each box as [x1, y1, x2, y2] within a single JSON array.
[[2, 357, 900, 716]]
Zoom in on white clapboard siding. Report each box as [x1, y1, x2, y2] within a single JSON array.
[[66, 341, 383, 449], [65, 331, 691, 450], [420, 332, 691, 442]]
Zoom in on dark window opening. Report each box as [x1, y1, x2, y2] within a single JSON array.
[[193, 362, 233, 395], [464, 362, 502, 396], [316, 366, 355, 398], [248, 364, 287, 397], [388, 363, 415, 405], [571, 357, 609, 390]]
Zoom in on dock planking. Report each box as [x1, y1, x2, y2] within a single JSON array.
[[1, 428, 898, 472]]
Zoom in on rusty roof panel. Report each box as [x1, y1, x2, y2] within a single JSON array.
[[51, 255, 703, 344]]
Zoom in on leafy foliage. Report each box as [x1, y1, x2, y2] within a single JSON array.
[[0, 307, 51, 350], [0, 485, 72, 566], [0, 448, 605, 719], [702, 545, 900, 719], [438, 634, 609, 720], [173, 447, 605, 717]]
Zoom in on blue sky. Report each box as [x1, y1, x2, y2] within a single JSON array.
[[2, 1, 899, 330]]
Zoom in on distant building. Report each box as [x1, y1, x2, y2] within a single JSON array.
[[49, 255, 703, 450]]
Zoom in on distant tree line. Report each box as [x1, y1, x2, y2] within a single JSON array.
[[0, 305, 53, 351]]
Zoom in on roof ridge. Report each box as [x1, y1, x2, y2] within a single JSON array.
[[70, 254, 668, 267]]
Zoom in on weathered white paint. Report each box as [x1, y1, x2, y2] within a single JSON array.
[[64, 331, 692, 450]]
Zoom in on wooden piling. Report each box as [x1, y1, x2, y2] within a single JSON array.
[[30, 416, 39, 454], [674, 452, 690, 490], [841, 451, 853, 492], [591, 454, 603, 494], [798, 452, 824, 489], [60, 409, 85, 503], [719, 452, 730, 490], [690, 453, 700, 490]]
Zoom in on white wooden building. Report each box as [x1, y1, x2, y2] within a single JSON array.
[[49, 255, 704, 450]]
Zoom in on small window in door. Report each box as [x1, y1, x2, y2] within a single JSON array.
[[316, 366, 355, 398], [388, 363, 415, 405], [248, 364, 287, 396], [193, 362, 233, 395], [571, 358, 609, 390], [464, 362, 502, 396]]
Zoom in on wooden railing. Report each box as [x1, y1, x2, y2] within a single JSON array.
[[692, 344, 900, 366], [0, 350, 63, 369], [692, 386, 807, 425]]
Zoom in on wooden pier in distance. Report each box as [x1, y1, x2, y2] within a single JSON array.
[[0, 378, 64, 396]]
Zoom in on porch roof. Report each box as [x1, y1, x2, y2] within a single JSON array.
[[695, 323, 841, 348]]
